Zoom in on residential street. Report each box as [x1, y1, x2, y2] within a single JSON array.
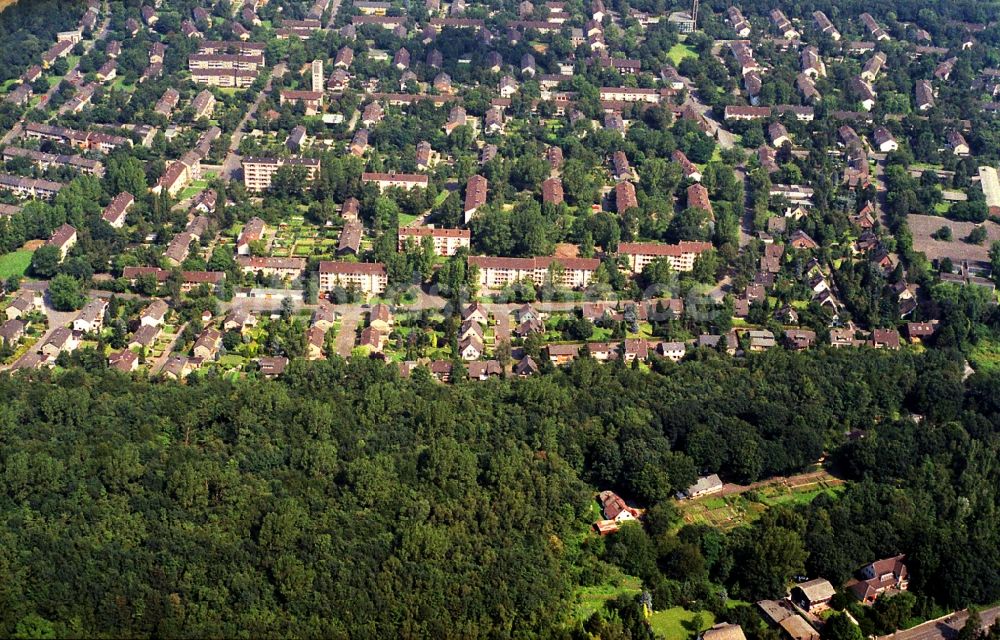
[[219, 62, 286, 182], [878, 606, 1000, 640]]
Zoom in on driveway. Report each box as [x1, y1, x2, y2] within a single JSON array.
[[334, 307, 361, 356]]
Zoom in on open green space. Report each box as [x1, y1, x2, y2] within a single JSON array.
[[667, 43, 697, 66], [649, 607, 716, 639], [573, 575, 643, 621], [969, 338, 1000, 374], [0, 250, 34, 279]]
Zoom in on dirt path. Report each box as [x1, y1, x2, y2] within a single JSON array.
[[717, 469, 843, 497]]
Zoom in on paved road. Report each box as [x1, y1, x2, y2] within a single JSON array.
[[6, 290, 80, 371], [878, 606, 1000, 640], [335, 307, 361, 356], [149, 322, 187, 373], [220, 62, 287, 182]]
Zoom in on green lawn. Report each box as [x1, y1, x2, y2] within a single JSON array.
[[650, 607, 715, 639], [0, 250, 34, 279], [667, 43, 697, 66], [398, 212, 419, 227]]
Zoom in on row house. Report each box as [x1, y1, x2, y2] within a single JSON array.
[[73, 298, 108, 333], [0, 174, 64, 200], [770, 9, 799, 39], [464, 174, 488, 222], [279, 90, 323, 115], [687, 183, 713, 216], [351, 15, 406, 29], [350, 129, 369, 157], [191, 90, 216, 120], [860, 13, 890, 41], [673, 149, 702, 182], [727, 6, 751, 37], [724, 105, 771, 121], [615, 181, 638, 213], [236, 217, 266, 255], [541, 177, 564, 205], [398, 226, 471, 256], [122, 267, 224, 292], [41, 41, 73, 68], [46, 223, 77, 259], [1, 146, 104, 177], [813, 11, 840, 40], [24, 123, 131, 154], [915, 79, 935, 110], [154, 88, 180, 118], [801, 46, 826, 78], [101, 192, 134, 228], [152, 153, 201, 197], [851, 77, 877, 111], [164, 231, 194, 265], [468, 255, 600, 289], [861, 52, 886, 82]]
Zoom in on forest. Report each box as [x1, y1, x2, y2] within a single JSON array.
[[1, 346, 999, 638]]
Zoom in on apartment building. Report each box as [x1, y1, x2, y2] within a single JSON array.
[[618, 241, 714, 273], [242, 156, 320, 191], [318, 261, 388, 295], [397, 226, 471, 256], [361, 172, 429, 191], [468, 256, 600, 289]]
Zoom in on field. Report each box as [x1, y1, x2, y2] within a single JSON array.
[[0, 250, 34, 279], [668, 43, 697, 65], [677, 470, 844, 530]]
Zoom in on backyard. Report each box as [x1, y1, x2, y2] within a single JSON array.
[[0, 249, 34, 279]]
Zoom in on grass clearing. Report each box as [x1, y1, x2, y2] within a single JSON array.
[[970, 338, 1000, 374], [0, 250, 34, 279], [649, 607, 715, 639], [573, 575, 643, 621], [667, 43, 697, 66]]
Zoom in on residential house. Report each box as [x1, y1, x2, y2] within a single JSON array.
[[47, 223, 77, 260], [791, 579, 836, 613], [850, 555, 909, 605], [684, 474, 723, 498]]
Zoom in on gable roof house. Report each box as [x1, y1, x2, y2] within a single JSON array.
[[791, 578, 836, 613], [915, 79, 935, 110], [850, 555, 909, 605]]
